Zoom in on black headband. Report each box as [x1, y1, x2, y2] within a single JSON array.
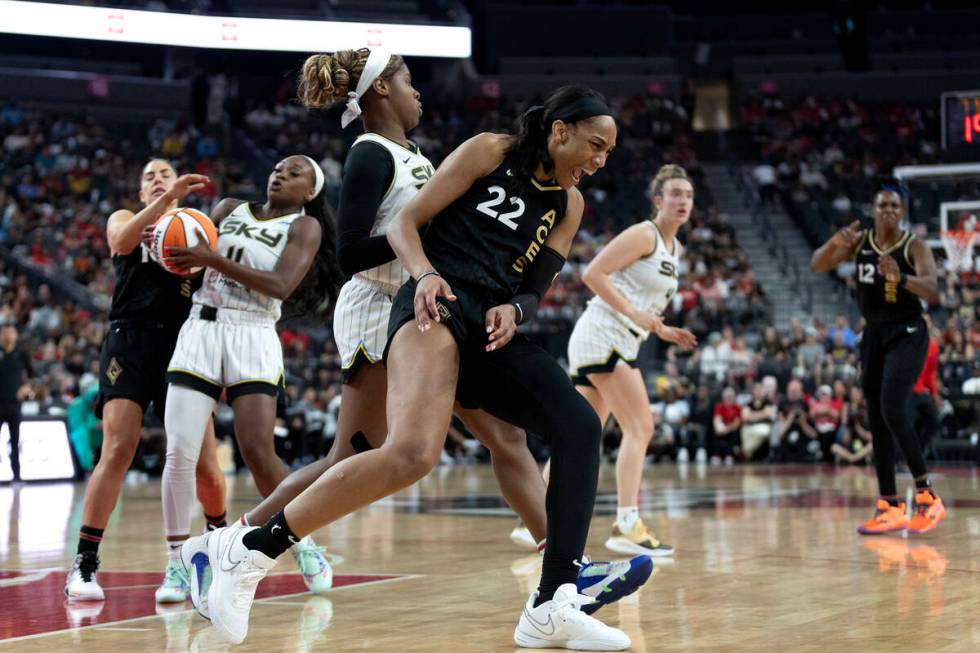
[[549, 97, 613, 124]]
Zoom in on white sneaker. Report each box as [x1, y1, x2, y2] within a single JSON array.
[[695, 447, 707, 463], [514, 583, 630, 651], [65, 552, 105, 601], [510, 524, 538, 550], [181, 532, 213, 619], [290, 536, 333, 594], [207, 526, 277, 644], [155, 556, 189, 603], [676, 448, 690, 463]]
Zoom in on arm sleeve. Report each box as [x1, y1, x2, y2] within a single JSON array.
[[336, 141, 397, 276], [510, 246, 566, 324]]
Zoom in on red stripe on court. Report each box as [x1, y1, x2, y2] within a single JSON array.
[[0, 570, 400, 641]]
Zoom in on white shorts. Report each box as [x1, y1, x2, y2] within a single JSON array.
[[567, 303, 644, 386], [332, 275, 396, 382], [166, 305, 283, 400]]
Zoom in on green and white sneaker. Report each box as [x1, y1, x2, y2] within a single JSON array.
[[155, 556, 190, 603], [290, 536, 333, 594]]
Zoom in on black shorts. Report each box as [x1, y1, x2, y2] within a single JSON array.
[[385, 277, 497, 357], [96, 320, 181, 421], [859, 317, 928, 392], [384, 278, 574, 411]]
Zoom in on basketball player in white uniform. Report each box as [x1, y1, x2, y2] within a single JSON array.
[[158, 154, 341, 595], [567, 164, 697, 556]]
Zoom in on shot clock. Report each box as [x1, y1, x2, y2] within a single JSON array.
[[942, 90, 980, 152]]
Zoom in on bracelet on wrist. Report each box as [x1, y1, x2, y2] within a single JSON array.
[[415, 270, 441, 284]]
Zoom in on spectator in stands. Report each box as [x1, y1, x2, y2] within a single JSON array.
[[711, 386, 741, 465], [797, 328, 826, 369], [962, 361, 980, 395], [827, 314, 855, 348], [832, 386, 873, 464], [752, 162, 779, 207], [740, 382, 776, 462], [653, 388, 691, 461], [809, 385, 843, 461], [774, 379, 816, 461], [700, 332, 731, 383]]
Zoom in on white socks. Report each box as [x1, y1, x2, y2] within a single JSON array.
[[161, 384, 217, 539], [616, 506, 639, 533]]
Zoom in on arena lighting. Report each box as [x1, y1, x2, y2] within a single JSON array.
[[0, 0, 471, 58]]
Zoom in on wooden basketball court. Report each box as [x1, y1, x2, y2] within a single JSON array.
[[1, 463, 977, 651]]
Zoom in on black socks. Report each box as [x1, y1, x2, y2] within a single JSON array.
[[78, 525, 104, 556], [241, 510, 298, 559], [205, 511, 228, 531]]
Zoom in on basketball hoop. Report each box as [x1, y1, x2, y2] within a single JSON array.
[[941, 229, 977, 272]]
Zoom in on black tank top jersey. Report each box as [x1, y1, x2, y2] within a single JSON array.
[[108, 244, 197, 326], [854, 229, 921, 324], [423, 153, 569, 304]]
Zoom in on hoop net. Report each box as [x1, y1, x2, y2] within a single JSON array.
[[941, 229, 977, 272]]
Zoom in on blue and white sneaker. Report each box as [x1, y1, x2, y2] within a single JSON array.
[[290, 536, 333, 594], [575, 555, 654, 615], [181, 532, 213, 620], [155, 556, 190, 603]]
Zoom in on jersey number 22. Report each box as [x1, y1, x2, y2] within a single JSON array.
[[476, 185, 525, 231]]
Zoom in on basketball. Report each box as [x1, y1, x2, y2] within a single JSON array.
[[148, 207, 218, 276]]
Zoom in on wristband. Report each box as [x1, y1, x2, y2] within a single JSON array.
[[509, 292, 537, 325], [899, 271, 908, 286], [415, 270, 441, 285]]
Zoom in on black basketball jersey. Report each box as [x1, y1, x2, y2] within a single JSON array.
[[107, 243, 197, 326], [854, 229, 921, 324], [423, 154, 569, 304]]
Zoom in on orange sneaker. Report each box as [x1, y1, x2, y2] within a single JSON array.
[[857, 499, 909, 534], [907, 490, 946, 534]]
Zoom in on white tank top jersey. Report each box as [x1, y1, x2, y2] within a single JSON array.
[[193, 202, 302, 320], [352, 132, 435, 292], [589, 221, 681, 334]]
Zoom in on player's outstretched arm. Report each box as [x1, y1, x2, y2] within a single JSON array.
[[107, 174, 209, 255]]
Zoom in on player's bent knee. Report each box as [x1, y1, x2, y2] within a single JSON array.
[[477, 424, 526, 455], [384, 440, 442, 484]]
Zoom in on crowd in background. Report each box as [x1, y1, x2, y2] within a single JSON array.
[[0, 91, 977, 477]]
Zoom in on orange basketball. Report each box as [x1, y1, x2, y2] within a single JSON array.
[[149, 207, 218, 277]]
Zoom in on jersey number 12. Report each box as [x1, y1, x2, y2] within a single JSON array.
[[858, 263, 875, 284], [476, 185, 525, 231]]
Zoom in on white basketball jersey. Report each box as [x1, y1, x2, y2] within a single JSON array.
[[589, 221, 681, 334], [194, 202, 301, 320], [352, 133, 434, 292]]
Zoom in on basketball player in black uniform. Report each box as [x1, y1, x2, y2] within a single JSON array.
[[811, 182, 946, 535], [65, 160, 227, 602], [200, 86, 631, 649]]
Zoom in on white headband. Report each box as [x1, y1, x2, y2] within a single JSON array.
[[340, 49, 393, 128], [302, 155, 325, 197]]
